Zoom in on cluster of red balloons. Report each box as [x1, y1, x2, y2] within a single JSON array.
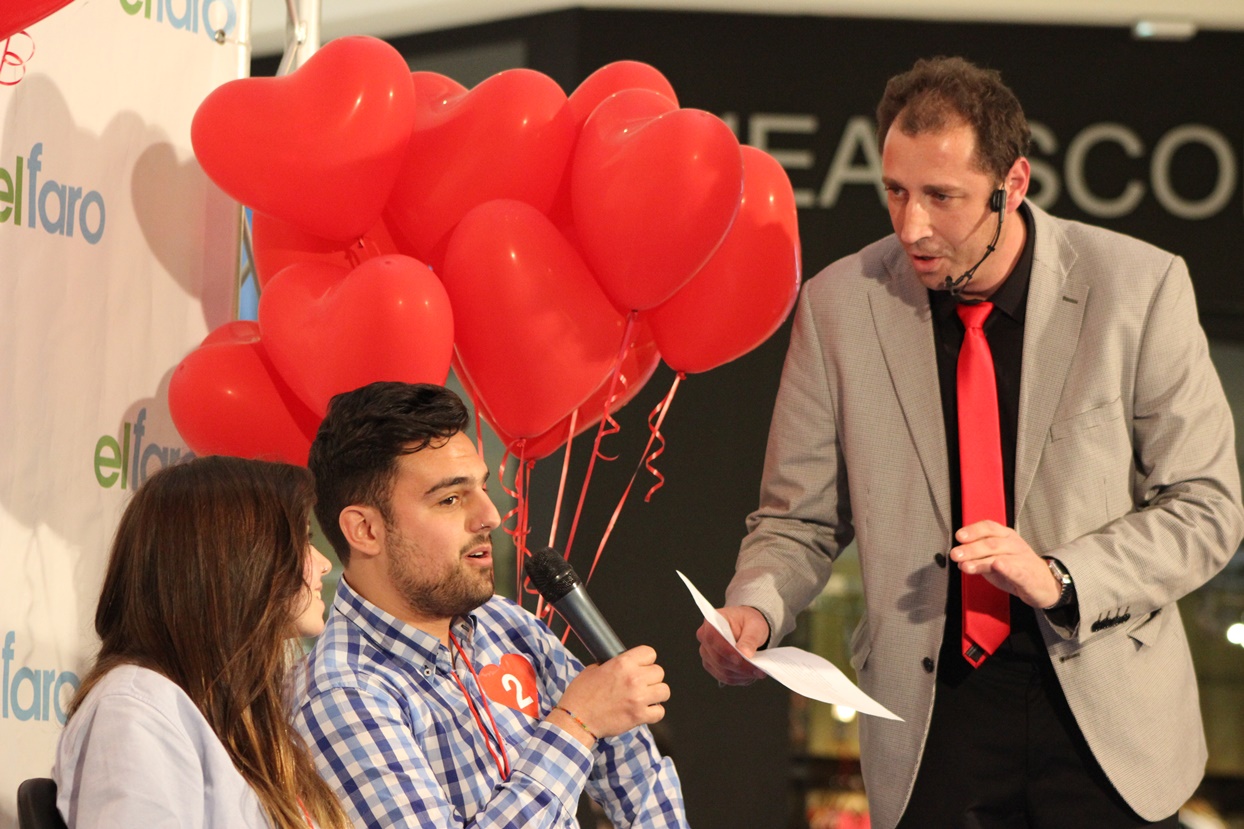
[[171, 35, 800, 464]]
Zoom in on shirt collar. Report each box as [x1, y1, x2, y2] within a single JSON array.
[[333, 576, 480, 665], [930, 201, 1035, 323]]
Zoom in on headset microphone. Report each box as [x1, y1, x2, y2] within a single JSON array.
[[943, 188, 1006, 298]]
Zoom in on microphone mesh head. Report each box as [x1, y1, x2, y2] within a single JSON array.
[[525, 547, 581, 603]]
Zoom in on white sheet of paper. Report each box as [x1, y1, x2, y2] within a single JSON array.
[[678, 571, 902, 721]]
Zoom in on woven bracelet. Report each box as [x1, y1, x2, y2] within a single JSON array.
[[554, 706, 598, 742]]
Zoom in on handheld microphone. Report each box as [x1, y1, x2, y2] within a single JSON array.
[[526, 546, 625, 663], [944, 188, 1006, 298]]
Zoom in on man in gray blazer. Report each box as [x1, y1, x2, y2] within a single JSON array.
[[698, 56, 1244, 829]]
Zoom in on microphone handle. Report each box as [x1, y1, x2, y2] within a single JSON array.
[[553, 585, 626, 663]]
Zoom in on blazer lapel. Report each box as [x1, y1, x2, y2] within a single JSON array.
[[1015, 206, 1089, 520], [870, 244, 951, 531]]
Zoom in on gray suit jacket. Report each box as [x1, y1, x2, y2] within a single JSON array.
[[726, 202, 1244, 829]]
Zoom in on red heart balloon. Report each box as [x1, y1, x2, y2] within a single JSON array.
[[477, 654, 540, 718], [168, 321, 320, 465], [479, 319, 661, 461], [411, 71, 468, 116], [0, 0, 74, 40], [385, 68, 576, 265], [567, 61, 678, 126], [572, 89, 744, 312], [251, 211, 400, 289], [192, 36, 415, 241], [648, 146, 801, 373], [441, 200, 628, 440], [547, 62, 680, 233], [257, 255, 453, 417]]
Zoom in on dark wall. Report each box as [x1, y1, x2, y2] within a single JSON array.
[[564, 10, 1244, 335], [263, 10, 1244, 827]]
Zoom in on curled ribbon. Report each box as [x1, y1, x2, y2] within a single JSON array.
[[642, 372, 682, 503], [584, 372, 683, 584], [562, 312, 636, 562], [1, 34, 35, 87]]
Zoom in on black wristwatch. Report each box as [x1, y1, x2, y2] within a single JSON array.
[[1042, 557, 1075, 611]]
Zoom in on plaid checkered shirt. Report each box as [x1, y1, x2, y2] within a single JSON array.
[[292, 578, 688, 828]]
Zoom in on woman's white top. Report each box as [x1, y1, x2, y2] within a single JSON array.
[[53, 663, 271, 828]]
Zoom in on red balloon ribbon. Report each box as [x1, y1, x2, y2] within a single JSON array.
[[2, 32, 36, 87], [561, 313, 638, 563], [545, 409, 578, 550], [584, 372, 684, 585], [496, 445, 538, 608], [642, 373, 683, 503]]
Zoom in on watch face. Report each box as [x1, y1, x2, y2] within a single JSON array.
[[1045, 559, 1072, 609]]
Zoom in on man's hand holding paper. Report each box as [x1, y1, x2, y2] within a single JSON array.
[[696, 604, 770, 685], [682, 572, 901, 721]]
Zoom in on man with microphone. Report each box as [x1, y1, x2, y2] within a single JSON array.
[[294, 381, 686, 828], [699, 56, 1243, 828]]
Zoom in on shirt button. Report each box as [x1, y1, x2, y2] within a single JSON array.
[[922, 657, 935, 673], [423, 667, 433, 677], [934, 553, 947, 568]]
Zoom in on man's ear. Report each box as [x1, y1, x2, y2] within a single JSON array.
[[1004, 156, 1031, 209], [339, 505, 384, 561]]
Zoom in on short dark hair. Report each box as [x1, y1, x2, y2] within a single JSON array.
[[308, 382, 470, 564], [876, 56, 1031, 182]]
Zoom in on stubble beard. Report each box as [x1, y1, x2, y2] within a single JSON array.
[[387, 528, 495, 620]]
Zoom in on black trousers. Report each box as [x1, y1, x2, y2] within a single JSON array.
[[894, 643, 1180, 829]]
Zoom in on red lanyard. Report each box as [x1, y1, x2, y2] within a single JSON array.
[[448, 632, 512, 780], [297, 797, 315, 828]]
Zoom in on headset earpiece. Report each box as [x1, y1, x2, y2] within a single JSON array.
[[947, 187, 1008, 296]]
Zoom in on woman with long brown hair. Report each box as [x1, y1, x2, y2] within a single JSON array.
[[53, 455, 349, 829]]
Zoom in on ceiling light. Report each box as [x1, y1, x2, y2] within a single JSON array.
[[1227, 622, 1244, 646], [1132, 20, 1197, 41]]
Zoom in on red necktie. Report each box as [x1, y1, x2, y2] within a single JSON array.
[[956, 301, 1010, 667]]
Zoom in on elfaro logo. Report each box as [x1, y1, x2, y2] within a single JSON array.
[[119, 0, 238, 41], [2, 632, 80, 726], [0, 142, 107, 245], [94, 407, 195, 490]]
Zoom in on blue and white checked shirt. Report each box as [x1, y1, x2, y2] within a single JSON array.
[[292, 578, 688, 828]]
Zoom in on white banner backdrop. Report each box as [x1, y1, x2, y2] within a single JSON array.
[[0, 0, 250, 823]]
